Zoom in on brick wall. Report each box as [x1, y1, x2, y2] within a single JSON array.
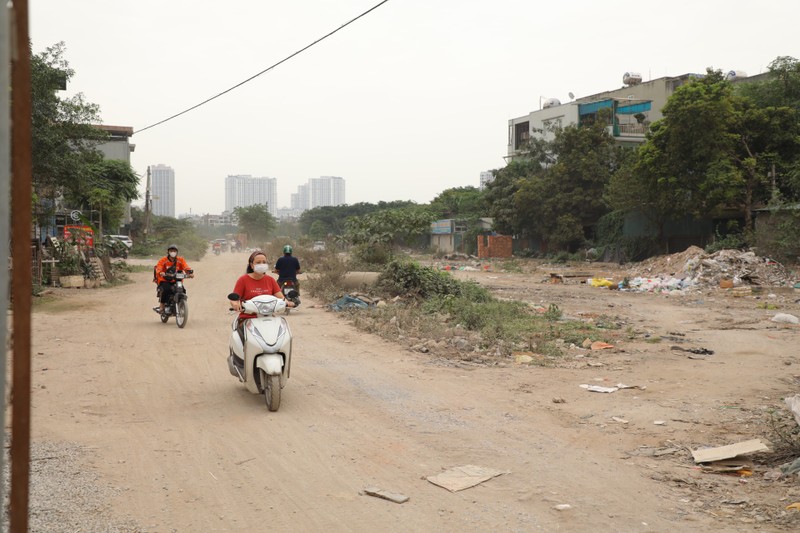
[[477, 235, 513, 258]]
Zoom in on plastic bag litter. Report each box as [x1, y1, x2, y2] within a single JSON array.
[[771, 313, 799, 325], [329, 295, 371, 312]]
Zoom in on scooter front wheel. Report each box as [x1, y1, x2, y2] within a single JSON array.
[[175, 300, 188, 328], [262, 371, 281, 412]]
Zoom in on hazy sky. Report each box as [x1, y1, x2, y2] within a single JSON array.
[[30, 0, 800, 216]]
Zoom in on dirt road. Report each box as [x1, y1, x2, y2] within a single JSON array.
[[28, 251, 800, 532]]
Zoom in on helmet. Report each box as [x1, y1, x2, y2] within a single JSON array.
[[283, 245, 293, 254], [167, 244, 178, 252]]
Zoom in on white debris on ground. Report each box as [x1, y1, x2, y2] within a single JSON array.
[[2, 440, 145, 533], [621, 246, 797, 292]]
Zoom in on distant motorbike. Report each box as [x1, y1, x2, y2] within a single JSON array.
[[213, 245, 221, 256], [278, 279, 301, 312], [156, 270, 193, 328], [227, 293, 293, 411]]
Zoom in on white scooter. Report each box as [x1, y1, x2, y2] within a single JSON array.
[[227, 293, 293, 411]]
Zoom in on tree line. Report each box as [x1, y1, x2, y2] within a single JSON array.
[[33, 43, 800, 263]]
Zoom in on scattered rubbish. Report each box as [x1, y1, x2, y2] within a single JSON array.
[[590, 341, 614, 351], [722, 498, 750, 505], [771, 313, 800, 325], [785, 394, 800, 428], [552, 397, 566, 404], [616, 383, 646, 390], [671, 346, 714, 356], [780, 457, 800, 477], [629, 446, 681, 457], [426, 465, 508, 492], [653, 420, 667, 426], [691, 439, 769, 464], [719, 278, 734, 289], [514, 353, 534, 364], [580, 384, 618, 393], [553, 504, 572, 511], [590, 278, 615, 288], [701, 458, 754, 474], [786, 502, 800, 511], [628, 247, 796, 291], [611, 416, 629, 424], [361, 486, 409, 504], [328, 294, 371, 312]]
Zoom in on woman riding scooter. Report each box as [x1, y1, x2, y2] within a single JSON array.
[[229, 250, 296, 316]]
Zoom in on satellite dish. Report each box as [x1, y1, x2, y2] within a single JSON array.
[[568, 92, 575, 100]]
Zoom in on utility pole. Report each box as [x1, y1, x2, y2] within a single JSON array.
[[143, 165, 151, 242]]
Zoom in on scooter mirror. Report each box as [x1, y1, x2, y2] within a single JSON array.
[[228, 293, 240, 301]]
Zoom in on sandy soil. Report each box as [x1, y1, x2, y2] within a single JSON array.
[[27, 251, 800, 532]]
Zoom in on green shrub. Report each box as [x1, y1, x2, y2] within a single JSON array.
[[377, 260, 490, 301], [753, 209, 800, 263]]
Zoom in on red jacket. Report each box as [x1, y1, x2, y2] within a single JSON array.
[[154, 255, 191, 283]]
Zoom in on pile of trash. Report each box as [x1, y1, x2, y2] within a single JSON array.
[[623, 247, 797, 291]]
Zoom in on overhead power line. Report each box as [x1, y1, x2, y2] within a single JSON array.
[[134, 0, 392, 134]]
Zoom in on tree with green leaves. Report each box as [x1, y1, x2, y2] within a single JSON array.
[[483, 159, 541, 236], [514, 120, 620, 250], [344, 206, 436, 263], [736, 56, 800, 111], [298, 201, 417, 237], [610, 67, 800, 246], [66, 159, 139, 235], [32, 42, 108, 226], [429, 186, 484, 219], [234, 204, 276, 244]]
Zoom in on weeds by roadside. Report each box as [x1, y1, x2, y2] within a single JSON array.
[[331, 259, 608, 362], [764, 409, 800, 466], [304, 252, 350, 302]]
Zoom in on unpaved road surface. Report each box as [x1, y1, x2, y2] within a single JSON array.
[[26, 251, 800, 532]]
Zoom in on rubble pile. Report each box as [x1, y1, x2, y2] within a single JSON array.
[[629, 247, 797, 290]]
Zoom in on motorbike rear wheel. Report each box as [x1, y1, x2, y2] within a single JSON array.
[[262, 371, 281, 411], [175, 300, 188, 328]]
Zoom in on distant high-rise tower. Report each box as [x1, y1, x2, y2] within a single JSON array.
[[307, 176, 345, 209], [151, 164, 175, 217], [479, 170, 495, 191], [225, 175, 278, 216]]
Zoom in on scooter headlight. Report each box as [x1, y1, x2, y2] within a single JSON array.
[[253, 300, 277, 315]]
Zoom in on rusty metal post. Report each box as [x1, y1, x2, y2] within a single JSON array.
[[9, 0, 33, 531], [0, 0, 12, 519]]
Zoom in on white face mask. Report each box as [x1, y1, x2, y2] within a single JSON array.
[[169, 251, 177, 259], [253, 264, 270, 274]]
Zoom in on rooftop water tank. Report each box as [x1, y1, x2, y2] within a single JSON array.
[[542, 98, 561, 109], [623, 72, 642, 86], [725, 70, 748, 81]]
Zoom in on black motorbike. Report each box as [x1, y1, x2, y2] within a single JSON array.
[[157, 270, 193, 328], [278, 279, 301, 311]]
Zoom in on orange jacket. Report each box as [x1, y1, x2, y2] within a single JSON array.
[[154, 255, 191, 283]]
